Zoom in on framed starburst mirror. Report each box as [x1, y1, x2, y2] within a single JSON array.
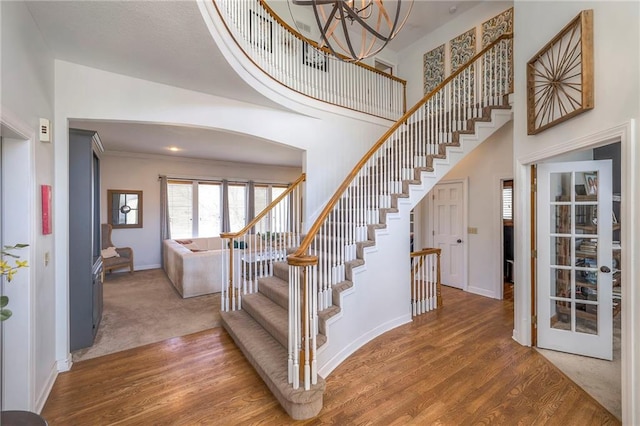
[[527, 10, 594, 135]]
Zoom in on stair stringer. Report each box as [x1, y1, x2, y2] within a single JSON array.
[[408, 107, 514, 208], [317, 207, 413, 377], [316, 108, 513, 378]]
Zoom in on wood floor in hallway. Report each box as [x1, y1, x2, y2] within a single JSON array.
[[42, 286, 619, 425]]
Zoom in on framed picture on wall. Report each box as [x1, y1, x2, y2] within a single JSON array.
[[302, 42, 328, 71], [249, 10, 273, 53]]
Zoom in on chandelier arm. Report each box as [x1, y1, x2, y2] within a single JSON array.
[[361, 11, 384, 57], [314, 2, 339, 50], [390, 0, 413, 37], [315, 2, 348, 59], [320, 5, 341, 43], [322, 13, 343, 47], [344, 3, 397, 42], [338, 4, 361, 60], [372, 0, 394, 30]]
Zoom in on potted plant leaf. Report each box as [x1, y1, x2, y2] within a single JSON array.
[[1, 243, 29, 321]]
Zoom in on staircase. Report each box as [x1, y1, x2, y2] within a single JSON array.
[[221, 35, 514, 419]]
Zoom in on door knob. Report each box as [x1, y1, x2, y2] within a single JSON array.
[[600, 266, 611, 273], [457, 239, 463, 243]]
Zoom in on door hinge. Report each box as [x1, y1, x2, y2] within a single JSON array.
[[432, 230, 435, 236], [532, 315, 537, 327], [531, 178, 537, 192], [532, 249, 537, 258]]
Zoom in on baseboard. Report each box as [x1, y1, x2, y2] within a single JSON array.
[[318, 313, 412, 378], [467, 285, 495, 299], [56, 356, 72, 372], [133, 264, 161, 271], [35, 362, 59, 413]]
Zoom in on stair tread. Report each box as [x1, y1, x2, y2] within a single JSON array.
[[258, 275, 289, 310], [243, 292, 289, 349], [221, 309, 325, 419]]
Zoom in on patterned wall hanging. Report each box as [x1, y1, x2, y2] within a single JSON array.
[[450, 28, 476, 105], [527, 10, 594, 135], [450, 28, 476, 73], [482, 8, 513, 46], [482, 8, 514, 93], [423, 44, 445, 95]]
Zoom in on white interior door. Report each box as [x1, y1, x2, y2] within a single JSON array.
[[432, 181, 465, 289], [537, 160, 613, 360]]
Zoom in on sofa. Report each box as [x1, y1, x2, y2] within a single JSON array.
[[163, 237, 241, 298]]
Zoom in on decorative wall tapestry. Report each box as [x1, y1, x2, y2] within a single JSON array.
[[423, 44, 445, 95], [482, 8, 513, 46], [450, 28, 476, 73], [527, 9, 594, 135], [482, 8, 514, 93], [450, 28, 476, 105]]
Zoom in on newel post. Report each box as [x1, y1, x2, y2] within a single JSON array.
[[287, 254, 318, 390]]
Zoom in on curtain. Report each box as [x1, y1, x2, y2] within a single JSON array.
[[247, 180, 255, 233], [221, 179, 230, 232], [159, 175, 171, 267]]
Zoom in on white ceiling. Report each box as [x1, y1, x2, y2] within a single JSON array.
[[70, 120, 304, 167], [27, 1, 480, 167]]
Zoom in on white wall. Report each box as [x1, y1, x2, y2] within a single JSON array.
[[397, 1, 513, 107], [415, 121, 513, 299], [512, 2, 640, 423], [100, 152, 300, 270], [1, 1, 57, 412], [53, 60, 388, 371]]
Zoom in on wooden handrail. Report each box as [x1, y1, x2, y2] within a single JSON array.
[[221, 173, 305, 239], [410, 248, 442, 258], [288, 33, 513, 265], [257, 0, 407, 86]]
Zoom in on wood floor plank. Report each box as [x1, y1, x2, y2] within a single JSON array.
[[42, 286, 619, 425]]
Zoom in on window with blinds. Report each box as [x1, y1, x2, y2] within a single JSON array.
[[502, 181, 513, 222]]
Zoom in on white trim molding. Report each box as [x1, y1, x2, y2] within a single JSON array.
[[513, 120, 637, 425]]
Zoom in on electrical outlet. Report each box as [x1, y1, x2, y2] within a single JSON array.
[[44, 251, 50, 266], [468, 227, 478, 234]]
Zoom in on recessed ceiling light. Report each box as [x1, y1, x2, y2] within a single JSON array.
[[449, 5, 458, 14], [168, 146, 180, 152]]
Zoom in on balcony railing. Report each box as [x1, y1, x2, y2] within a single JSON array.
[[213, 0, 406, 120]]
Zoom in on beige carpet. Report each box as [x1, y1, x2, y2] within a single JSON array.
[[536, 312, 622, 420], [72, 268, 221, 362]]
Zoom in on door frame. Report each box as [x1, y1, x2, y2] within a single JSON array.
[[513, 121, 638, 423], [427, 178, 468, 291], [496, 175, 514, 300], [0, 107, 37, 411]]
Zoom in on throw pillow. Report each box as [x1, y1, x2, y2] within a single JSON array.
[[101, 246, 120, 258]]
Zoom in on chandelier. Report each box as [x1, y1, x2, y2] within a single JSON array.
[[290, 0, 413, 62]]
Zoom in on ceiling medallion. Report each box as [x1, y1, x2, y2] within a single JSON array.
[[291, 0, 413, 62], [527, 10, 594, 135]]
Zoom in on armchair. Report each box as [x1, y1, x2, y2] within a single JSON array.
[[101, 223, 134, 274]]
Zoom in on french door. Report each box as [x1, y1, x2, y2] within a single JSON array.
[[537, 160, 613, 360]]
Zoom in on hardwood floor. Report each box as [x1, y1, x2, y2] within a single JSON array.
[[42, 286, 619, 425]]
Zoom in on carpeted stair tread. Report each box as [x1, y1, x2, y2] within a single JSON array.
[[242, 292, 289, 348], [258, 275, 289, 310], [221, 309, 325, 420]]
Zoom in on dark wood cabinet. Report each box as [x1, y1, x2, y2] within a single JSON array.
[[69, 128, 104, 352]]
